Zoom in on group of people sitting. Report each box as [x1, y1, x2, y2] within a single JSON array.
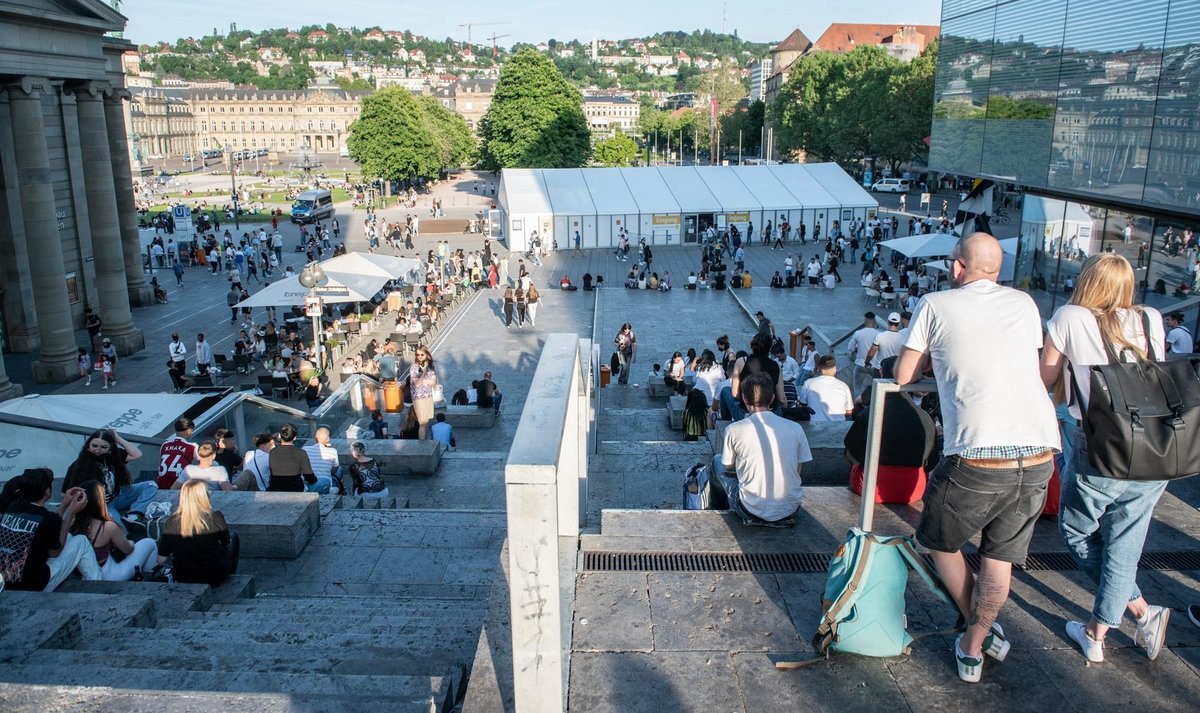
[[624, 270, 673, 291]]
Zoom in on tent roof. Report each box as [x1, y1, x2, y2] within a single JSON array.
[[618, 168, 681, 215], [1021, 195, 1092, 225], [542, 168, 597, 215], [660, 167, 721, 213], [498, 169, 553, 214], [497, 164, 877, 216], [0, 393, 208, 438], [695, 167, 762, 212], [793, 163, 877, 207], [727, 166, 799, 211], [580, 168, 640, 214]]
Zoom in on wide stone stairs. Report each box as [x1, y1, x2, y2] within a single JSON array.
[[0, 496, 507, 712]]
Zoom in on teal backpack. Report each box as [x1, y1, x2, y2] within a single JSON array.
[[778, 527, 960, 668]]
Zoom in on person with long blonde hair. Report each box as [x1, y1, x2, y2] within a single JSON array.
[[1039, 253, 1171, 664], [156, 480, 239, 586]]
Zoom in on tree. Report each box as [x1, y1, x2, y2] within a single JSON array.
[[593, 130, 639, 166], [415, 95, 477, 168], [347, 87, 442, 180], [478, 49, 591, 170]]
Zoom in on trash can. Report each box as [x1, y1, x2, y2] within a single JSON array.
[[600, 365, 611, 388], [789, 329, 800, 358], [383, 380, 403, 413]]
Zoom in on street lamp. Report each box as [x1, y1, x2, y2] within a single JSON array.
[[298, 262, 328, 371]]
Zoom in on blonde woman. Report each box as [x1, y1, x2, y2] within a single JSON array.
[[156, 479, 239, 586], [1039, 253, 1171, 664], [71, 480, 158, 581]]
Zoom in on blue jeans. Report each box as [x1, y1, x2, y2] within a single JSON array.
[[110, 481, 158, 518], [617, 351, 631, 384], [1059, 430, 1168, 627]]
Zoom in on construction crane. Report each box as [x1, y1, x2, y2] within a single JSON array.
[[486, 33, 512, 59], [458, 21, 508, 48]]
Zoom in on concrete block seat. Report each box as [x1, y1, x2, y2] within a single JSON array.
[[709, 419, 851, 485], [668, 395, 686, 430], [646, 377, 672, 399], [150, 491, 319, 559], [328, 437, 442, 476], [441, 404, 498, 428]]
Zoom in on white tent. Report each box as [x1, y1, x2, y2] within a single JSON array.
[[882, 234, 960, 258], [236, 271, 387, 308], [496, 164, 878, 251], [1021, 196, 1096, 256], [320, 253, 421, 280]]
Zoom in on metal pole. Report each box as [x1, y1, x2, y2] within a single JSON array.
[[229, 154, 240, 230], [738, 130, 742, 166]]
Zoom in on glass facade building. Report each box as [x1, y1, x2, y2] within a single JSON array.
[[931, 0, 1200, 215], [931, 0, 1200, 320]]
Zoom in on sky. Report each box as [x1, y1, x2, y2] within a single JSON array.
[[119, 0, 943, 48]]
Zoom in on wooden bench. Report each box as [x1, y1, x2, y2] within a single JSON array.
[[668, 394, 686, 430], [328, 438, 442, 476], [149, 491, 319, 559]]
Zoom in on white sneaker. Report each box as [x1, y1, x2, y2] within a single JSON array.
[[982, 622, 1010, 661], [1134, 606, 1170, 661], [955, 634, 983, 683], [1065, 621, 1104, 663]]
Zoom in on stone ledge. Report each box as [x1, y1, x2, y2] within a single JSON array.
[[443, 404, 498, 428], [668, 395, 685, 430], [328, 438, 442, 476], [151, 491, 319, 559]]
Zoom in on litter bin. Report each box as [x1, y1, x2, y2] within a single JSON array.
[[600, 365, 611, 388], [789, 329, 800, 358]]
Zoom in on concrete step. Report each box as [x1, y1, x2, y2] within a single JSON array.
[[0, 664, 456, 711], [320, 508, 507, 529], [160, 609, 485, 634], [0, 684, 444, 713], [23, 647, 467, 682], [596, 439, 714, 455], [56, 574, 256, 618], [248, 580, 492, 601], [1, 591, 157, 635], [0, 609, 81, 665], [207, 594, 488, 618]]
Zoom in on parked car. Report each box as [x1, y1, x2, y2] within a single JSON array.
[[871, 178, 911, 193]]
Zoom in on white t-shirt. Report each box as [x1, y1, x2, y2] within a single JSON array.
[[806, 261, 821, 278], [242, 449, 272, 490], [181, 463, 230, 490], [904, 280, 1059, 456], [1047, 305, 1166, 419], [1166, 325, 1193, 354], [721, 411, 812, 521], [849, 326, 880, 367], [800, 375, 854, 421], [871, 329, 906, 367], [694, 364, 725, 404]]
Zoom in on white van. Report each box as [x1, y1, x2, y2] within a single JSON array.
[[291, 189, 334, 224], [871, 178, 911, 193]]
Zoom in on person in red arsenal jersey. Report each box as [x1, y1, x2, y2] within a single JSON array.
[[157, 417, 198, 490]]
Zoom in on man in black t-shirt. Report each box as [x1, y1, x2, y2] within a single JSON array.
[[266, 423, 316, 493], [1, 469, 100, 591], [474, 371, 502, 414]]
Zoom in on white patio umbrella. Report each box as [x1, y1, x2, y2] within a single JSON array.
[[881, 234, 960, 259], [320, 252, 420, 279], [236, 271, 388, 308]]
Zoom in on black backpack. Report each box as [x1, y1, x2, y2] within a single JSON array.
[[1071, 311, 1200, 481]]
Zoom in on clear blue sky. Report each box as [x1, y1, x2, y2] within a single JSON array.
[[120, 0, 943, 48]]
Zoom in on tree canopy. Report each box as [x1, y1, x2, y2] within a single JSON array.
[[593, 130, 640, 167], [478, 49, 591, 170], [772, 42, 938, 173], [347, 87, 444, 180]]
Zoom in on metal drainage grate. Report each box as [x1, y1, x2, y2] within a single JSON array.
[[583, 551, 830, 573], [585, 550, 1200, 573]]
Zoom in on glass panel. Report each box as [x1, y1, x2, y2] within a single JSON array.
[[943, 0, 997, 20], [1050, 0, 1169, 200], [1145, 219, 1198, 312], [1145, 1, 1200, 210], [311, 376, 386, 440], [930, 6, 997, 177], [979, 0, 1067, 183]]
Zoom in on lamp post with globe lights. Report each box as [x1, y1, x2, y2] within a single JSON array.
[[298, 262, 327, 371]]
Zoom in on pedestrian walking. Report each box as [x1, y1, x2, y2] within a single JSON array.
[[77, 347, 92, 387], [226, 287, 240, 324], [172, 260, 184, 288], [614, 322, 636, 385]]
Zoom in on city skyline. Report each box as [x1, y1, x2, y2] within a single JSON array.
[[120, 0, 943, 48]]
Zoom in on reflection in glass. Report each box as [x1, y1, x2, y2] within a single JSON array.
[[929, 7, 996, 176], [1145, 2, 1200, 210]]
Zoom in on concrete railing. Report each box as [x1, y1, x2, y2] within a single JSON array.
[[504, 333, 594, 713]]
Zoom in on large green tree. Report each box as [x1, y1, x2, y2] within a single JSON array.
[[415, 95, 477, 168], [347, 87, 442, 180], [772, 44, 936, 171], [478, 49, 591, 169], [593, 130, 640, 166]]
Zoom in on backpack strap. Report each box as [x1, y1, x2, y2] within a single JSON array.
[[812, 531, 878, 652], [894, 538, 958, 610]]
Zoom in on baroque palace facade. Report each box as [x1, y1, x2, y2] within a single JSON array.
[[0, 0, 149, 392]]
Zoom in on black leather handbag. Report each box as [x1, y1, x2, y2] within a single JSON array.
[[1072, 312, 1200, 481]]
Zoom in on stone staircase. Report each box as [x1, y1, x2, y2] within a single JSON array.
[[0, 498, 507, 712]]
